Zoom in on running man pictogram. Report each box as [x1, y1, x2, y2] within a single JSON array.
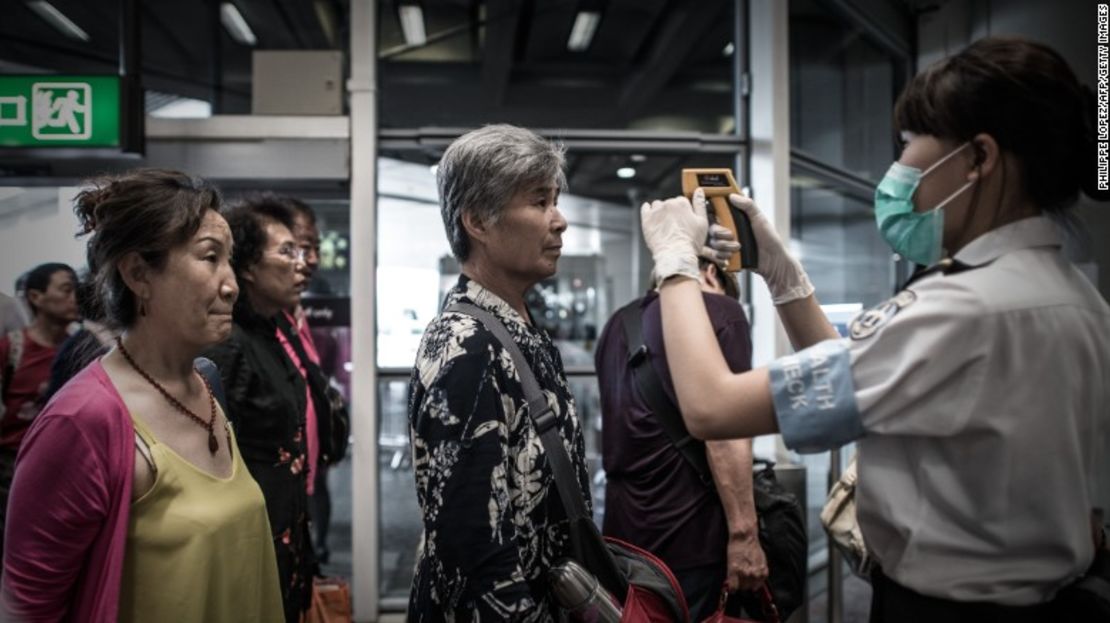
[[31, 82, 92, 140]]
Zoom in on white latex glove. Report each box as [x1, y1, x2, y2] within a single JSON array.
[[701, 223, 740, 265], [727, 192, 814, 304], [641, 189, 708, 286]]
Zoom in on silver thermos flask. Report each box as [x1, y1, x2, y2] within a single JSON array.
[[549, 558, 622, 623]]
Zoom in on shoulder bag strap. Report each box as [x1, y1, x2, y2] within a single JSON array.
[[444, 303, 591, 522], [617, 300, 713, 485], [276, 315, 332, 419]]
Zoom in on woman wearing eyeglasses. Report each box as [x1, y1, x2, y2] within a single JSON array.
[[204, 195, 315, 623]]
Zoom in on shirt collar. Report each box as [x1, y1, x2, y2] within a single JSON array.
[[952, 216, 1062, 266], [447, 275, 533, 331]]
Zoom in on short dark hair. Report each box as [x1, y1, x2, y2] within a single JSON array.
[[74, 269, 101, 321], [23, 262, 76, 316], [222, 193, 298, 277], [75, 168, 222, 328], [698, 258, 739, 300], [894, 36, 1095, 212], [282, 196, 317, 225]]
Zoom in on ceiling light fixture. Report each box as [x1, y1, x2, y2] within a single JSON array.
[[617, 167, 636, 179], [220, 2, 257, 46], [723, 42, 735, 57], [26, 1, 90, 42], [567, 11, 601, 52], [313, 0, 337, 46], [399, 4, 427, 46]]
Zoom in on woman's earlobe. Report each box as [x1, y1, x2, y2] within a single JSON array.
[[117, 251, 148, 292], [971, 133, 1000, 177]]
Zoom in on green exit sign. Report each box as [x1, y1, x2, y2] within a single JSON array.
[[0, 75, 121, 148]]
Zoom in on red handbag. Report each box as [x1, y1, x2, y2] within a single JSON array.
[[701, 584, 781, 623]]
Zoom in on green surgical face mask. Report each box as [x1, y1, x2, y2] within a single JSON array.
[[874, 142, 976, 266]]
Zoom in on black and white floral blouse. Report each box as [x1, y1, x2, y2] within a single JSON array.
[[407, 275, 591, 622]]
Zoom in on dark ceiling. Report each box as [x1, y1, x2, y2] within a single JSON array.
[[0, 0, 344, 111], [376, 0, 737, 130], [0, 0, 744, 200], [0, 0, 737, 130]]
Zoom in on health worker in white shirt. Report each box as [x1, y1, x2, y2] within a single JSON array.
[[640, 36, 1110, 622]]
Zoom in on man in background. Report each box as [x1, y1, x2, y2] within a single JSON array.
[[596, 256, 767, 620], [0, 262, 78, 561]]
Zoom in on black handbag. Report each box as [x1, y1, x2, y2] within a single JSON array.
[[745, 459, 807, 620], [618, 299, 808, 621], [278, 315, 350, 465]]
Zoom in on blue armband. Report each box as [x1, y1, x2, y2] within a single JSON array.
[[768, 339, 863, 453]]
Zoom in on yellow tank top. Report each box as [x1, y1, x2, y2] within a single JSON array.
[[118, 414, 285, 623]]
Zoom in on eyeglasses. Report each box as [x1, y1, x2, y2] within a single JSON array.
[[275, 243, 307, 264]]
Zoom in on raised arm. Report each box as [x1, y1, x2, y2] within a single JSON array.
[[655, 276, 776, 439], [723, 192, 839, 348], [642, 190, 837, 439]]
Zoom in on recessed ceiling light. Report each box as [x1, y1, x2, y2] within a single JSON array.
[[220, 2, 257, 46], [26, 1, 90, 42], [630, 154, 646, 163], [617, 167, 636, 179], [567, 11, 601, 52], [399, 4, 427, 46]]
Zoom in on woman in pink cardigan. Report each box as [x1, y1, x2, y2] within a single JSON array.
[[2, 169, 283, 622]]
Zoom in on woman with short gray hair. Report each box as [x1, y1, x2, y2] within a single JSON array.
[[408, 124, 588, 621]]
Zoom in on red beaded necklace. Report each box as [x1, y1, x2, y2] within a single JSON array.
[[116, 337, 226, 456]]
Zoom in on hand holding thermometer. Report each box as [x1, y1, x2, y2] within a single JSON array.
[[680, 168, 759, 272]]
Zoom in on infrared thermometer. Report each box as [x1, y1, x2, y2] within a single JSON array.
[[680, 168, 758, 272]]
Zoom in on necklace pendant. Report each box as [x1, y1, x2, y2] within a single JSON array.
[[208, 431, 218, 455]]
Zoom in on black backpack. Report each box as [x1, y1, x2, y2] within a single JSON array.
[[618, 299, 808, 621]]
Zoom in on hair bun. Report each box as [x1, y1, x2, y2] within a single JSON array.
[[73, 182, 115, 235]]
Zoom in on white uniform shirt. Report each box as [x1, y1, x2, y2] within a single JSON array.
[[768, 216, 1110, 605]]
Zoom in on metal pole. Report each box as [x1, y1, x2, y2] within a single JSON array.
[[210, 0, 223, 114], [349, 0, 379, 619], [118, 0, 142, 152], [118, 0, 138, 77], [828, 448, 844, 623], [734, 0, 755, 311]]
